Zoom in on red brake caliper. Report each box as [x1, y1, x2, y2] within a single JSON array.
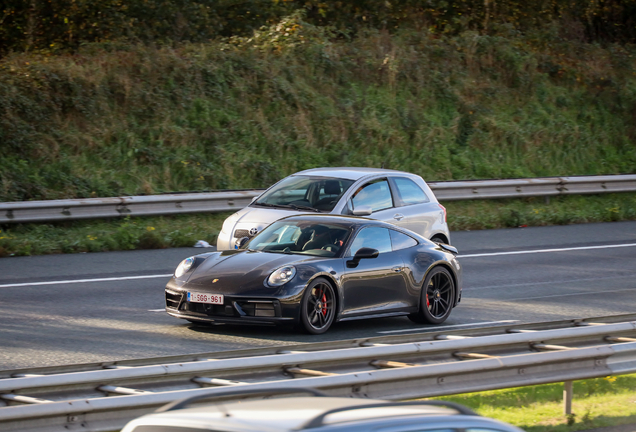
[[321, 291, 327, 316], [426, 292, 430, 308]]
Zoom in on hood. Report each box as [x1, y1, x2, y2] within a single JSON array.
[[185, 250, 318, 292], [236, 206, 306, 224]]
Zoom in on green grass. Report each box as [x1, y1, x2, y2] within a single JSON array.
[[433, 374, 636, 431], [1, 193, 635, 257], [0, 213, 230, 257], [1, 18, 636, 202]]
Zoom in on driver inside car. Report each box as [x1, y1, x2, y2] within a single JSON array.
[[302, 225, 334, 251]]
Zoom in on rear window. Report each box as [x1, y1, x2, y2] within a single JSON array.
[[393, 177, 429, 205]]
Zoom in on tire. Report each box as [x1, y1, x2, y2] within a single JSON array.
[[430, 235, 448, 245], [408, 266, 455, 325], [300, 278, 336, 335]]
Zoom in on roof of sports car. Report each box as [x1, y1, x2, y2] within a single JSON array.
[[292, 167, 412, 181]]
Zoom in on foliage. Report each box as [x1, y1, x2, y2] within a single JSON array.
[[2, 0, 636, 56], [1, 18, 636, 202]]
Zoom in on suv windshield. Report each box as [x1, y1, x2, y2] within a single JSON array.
[[254, 176, 354, 212], [247, 221, 351, 257]]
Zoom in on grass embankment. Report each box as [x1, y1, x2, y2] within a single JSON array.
[[2, 14, 636, 202], [434, 374, 636, 432], [2, 14, 636, 256], [1, 193, 634, 257]]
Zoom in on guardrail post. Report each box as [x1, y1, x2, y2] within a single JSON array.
[[563, 380, 573, 415]]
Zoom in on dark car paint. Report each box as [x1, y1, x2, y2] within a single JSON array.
[[165, 215, 461, 327]]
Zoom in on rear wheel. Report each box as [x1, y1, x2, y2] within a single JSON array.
[[300, 278, 336, 334], [430, 235, 448, 245], [408, 266, 454, 325]]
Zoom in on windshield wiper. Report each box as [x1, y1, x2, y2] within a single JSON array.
[[253, 202, 320, 212]]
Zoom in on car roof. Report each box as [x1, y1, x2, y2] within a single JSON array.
[[292, 167, 415, 181], [130, 397, 464, 431]]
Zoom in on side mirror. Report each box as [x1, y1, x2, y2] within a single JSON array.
[[352, 205, 372, 216], [347, 247, 379, 268], [235, 237, 250, 250], [250, 196, 259, 204]]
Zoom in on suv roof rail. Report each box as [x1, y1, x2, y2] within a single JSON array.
[[300, 400, 479, 429], [155, 387, 327, 413]]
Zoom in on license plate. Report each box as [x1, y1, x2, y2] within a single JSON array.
[[187, 292, 224, 305]]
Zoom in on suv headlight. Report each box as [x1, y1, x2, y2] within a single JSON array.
[[267, 266, 296, 287], [175, 257, 195, 278]]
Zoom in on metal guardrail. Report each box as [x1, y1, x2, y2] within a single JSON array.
[[1, 315, 636, 432], [1, 174, 635, 223]]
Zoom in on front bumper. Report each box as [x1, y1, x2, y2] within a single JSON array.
[[165, 289, 296, 325]]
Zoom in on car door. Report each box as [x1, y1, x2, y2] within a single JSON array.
[[340, 226, 410, 318], [345, 178, 404, 225], [389, 176, 441, 238]]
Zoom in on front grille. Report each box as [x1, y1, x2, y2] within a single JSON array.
[[165, 291, 183, 309], [184, 302, 235, 316], [233, 229, 251, 239]]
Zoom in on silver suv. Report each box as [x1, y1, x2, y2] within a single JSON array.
[[121, 388, 524, 432], [217, 168, 450, 250]]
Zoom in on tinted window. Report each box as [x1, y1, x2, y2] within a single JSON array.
[[390, 229, 418, 251], [349, 227, 392, 256], [254, 176, 354, 212], [394, 177, 430, 205], [351, 179, 393, 212]]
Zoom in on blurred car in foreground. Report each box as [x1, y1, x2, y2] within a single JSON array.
[[166, 215, 461, 333], [121, 388, 525, 432], [217, 167, 450, 250]]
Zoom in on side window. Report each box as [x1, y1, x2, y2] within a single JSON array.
[[390, 229, 418, 251], [351, 179, 393, 213], [394, 177, 430, 205], [348, 227, 392, 256]]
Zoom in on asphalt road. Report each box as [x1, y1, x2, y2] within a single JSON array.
[[1, 221, 635, 370]]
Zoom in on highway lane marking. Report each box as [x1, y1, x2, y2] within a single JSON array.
[[466, 273, 636, 291], [0, 274, 173, 288], [377, 320, 518, 334], [148, 309, 165, 312], [2, 243, 635, 288], [459, 242, 636, 258], [488, 286, 636, 302]]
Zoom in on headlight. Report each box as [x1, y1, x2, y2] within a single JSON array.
[[175, 257, 195, 278], [221, 213, 239, 234], [267, 266, 296, 287]]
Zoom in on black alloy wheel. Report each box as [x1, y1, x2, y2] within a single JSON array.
[[300, 278, 336, 334], [408, 266, 454, 325]]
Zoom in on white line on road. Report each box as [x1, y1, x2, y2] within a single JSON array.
[[148, 309, 166, 312], [459, 243, 636, 258], [377, 320, 518, 334], [0, 274, 173, 288]]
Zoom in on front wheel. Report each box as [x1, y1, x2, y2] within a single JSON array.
[[300, 278, 336, 335], [408, 266, 455, 325]]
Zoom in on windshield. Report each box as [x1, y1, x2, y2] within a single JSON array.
[[253, 176, 354, 212], [247, 221, 352, 257]]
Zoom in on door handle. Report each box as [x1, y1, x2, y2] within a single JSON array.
[[393, 213, 404, 221], [391, 266, 402, 273]]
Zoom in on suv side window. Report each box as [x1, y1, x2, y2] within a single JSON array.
[[390, 229, 418, 251], [351, 179, 394, 212], [348, 227, 392, 256], [393, 177, 430, 205]]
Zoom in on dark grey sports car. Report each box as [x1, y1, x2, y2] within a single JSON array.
[[165, 215, 462, 334]]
